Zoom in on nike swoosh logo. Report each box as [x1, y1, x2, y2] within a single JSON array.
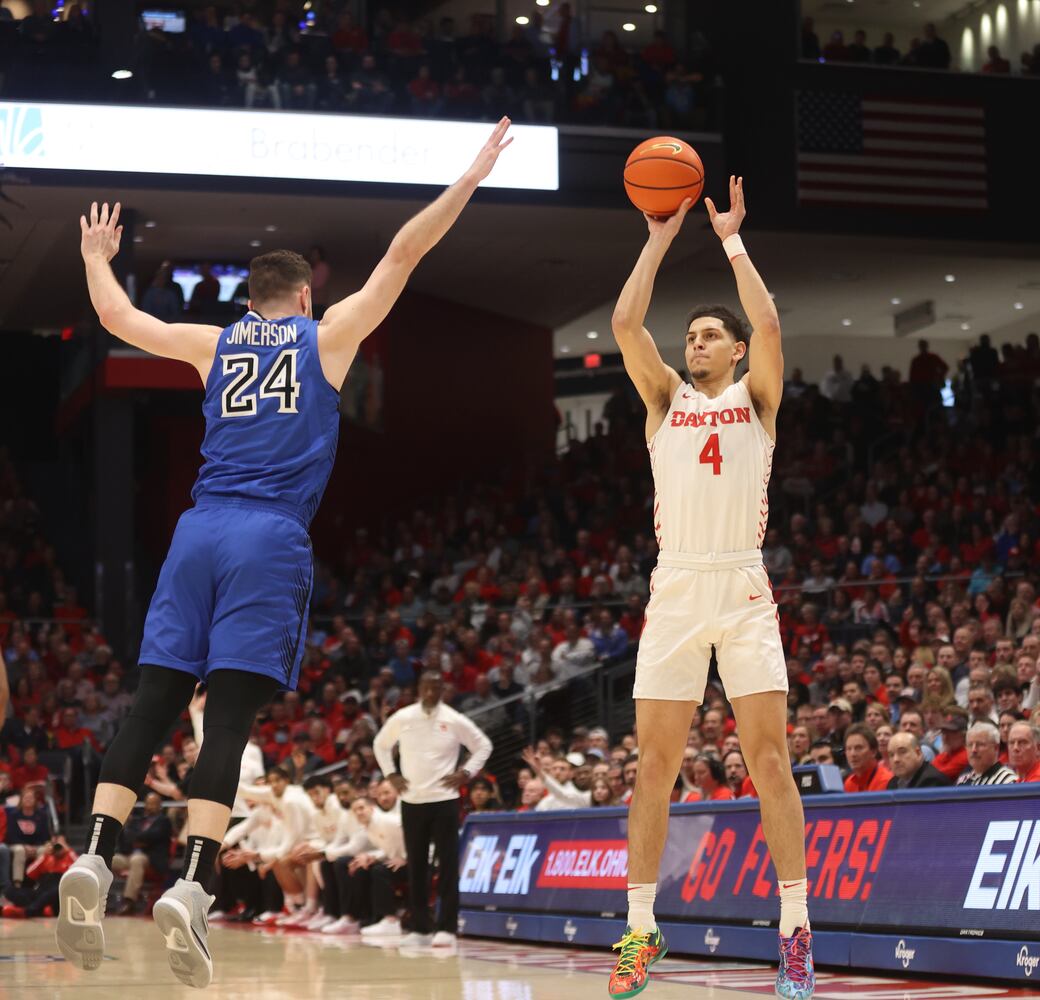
[[191, 922, 211, 960], [647, 141, 683, 155], [749, 594, 763, 601]]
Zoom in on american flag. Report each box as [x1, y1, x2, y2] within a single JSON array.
[[796, 91, 987, 211]]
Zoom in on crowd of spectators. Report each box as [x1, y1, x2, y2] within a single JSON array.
[[0, 2, 714, 130], [801, 16, 1040, 76], [4, 332, 1040, 920]]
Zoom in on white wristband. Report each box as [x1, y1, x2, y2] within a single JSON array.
[[722, 234, 747, 262]]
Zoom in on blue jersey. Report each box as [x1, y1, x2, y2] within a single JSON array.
[[192, 312, 340, 526]]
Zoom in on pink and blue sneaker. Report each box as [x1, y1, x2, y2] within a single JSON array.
[[775, 926, 815, 999]]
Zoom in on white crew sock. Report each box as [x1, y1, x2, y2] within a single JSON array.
[[778, 878, 809, 938], [627, 882, 657, 933]]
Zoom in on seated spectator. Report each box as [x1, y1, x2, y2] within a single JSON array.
[[140, 262, 182, 322], [932, 709, 969, 779], [843, 723, 893, 792], [523, 747, 590, 810], [227, 13, 265, 55], [387, 18, 425, 78], [846, 30, 871, 63], [111, 791, 172, 914], [349, 54, 394, 114], [462, 777, 499, 817], [278, 49, 316, 110], [189, 263, 221, 312], [482, 65, 518, 120], [957, 723, 1018, 785], [722, 749, 749, 797], [219, 797, 288, 923], [552, 622, 596, 676], [408, 64, 442, 116], [589, 610, 629, 661], [683, 754, 733, 802], [11, 747, 48, 794], [2, 787, 50, 888], [873, 33, 900, 66], [516, 776, 546, 812], [1008, 722, 1040, 782], [887, 732, 951, 790], [201, 53, 236, 106], [520, 66, 556, 123], [338, 796, 408, 938], [1, 838, 75, 918]]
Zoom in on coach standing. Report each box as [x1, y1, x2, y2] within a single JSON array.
[[373, 670, 491, 947]]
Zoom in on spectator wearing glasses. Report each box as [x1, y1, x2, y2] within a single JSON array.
[[957, 724, 1018, 786]]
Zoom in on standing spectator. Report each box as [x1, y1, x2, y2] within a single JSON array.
[[520, 66, 556, 123], [823, 30, 849, 62], [308, 246, 330, 317], [523, 748, 591, 810], [957, 723, 1018, 785], [843, 723, 893, 792], [373, 671, 491, 948], [846, 30, 871, 63], [332, 11, 368, 59], [886, 732, 951, 789], [917, 23, 951, 69], [1007, 722, 1040, 782], [982, 45, 1011, 73], [641, 30, 676, 74], [140, 262, 182, 322], [801, 17, 821, 60], [111, 791, 172, 914], [873, 33, 900, 66], [820, 355, 853, 403]]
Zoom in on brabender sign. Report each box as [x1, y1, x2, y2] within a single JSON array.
[[0, 101, 559, 190], [459, 786, 1040, 939]]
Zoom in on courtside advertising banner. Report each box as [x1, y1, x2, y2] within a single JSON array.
[[459, 786, 1040, 939], [0, 101, 559, 190]]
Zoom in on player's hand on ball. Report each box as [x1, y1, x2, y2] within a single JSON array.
[[644, 197, 693, 241], [80, 201, 123, 262], [467, 117, 514, 183], [705, 175, 746, 240]]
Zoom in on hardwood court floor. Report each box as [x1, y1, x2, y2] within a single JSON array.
[[2, 917, 1039, 999]]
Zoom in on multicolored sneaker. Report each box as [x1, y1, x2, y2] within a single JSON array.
[[608, 925, 668, 998], [775, 926, 815, 999]]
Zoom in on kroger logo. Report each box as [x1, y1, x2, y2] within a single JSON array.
[[1018, 946, 1040, 977], [563, 920, 578, 942], [505, 917, 519, 937], [895, 940, 916, 968], [0, 105, 43, 160], [704, 928, 721, 953], [456, 915, 466, 933]]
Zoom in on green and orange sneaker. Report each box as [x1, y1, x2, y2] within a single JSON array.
[[608, 925, 668, 998]]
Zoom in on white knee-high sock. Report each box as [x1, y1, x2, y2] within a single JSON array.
[[778, 878, 809, 938], [627, 882, 657, 933]]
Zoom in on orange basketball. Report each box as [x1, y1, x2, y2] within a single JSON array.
[[623, 136, 704, 217]]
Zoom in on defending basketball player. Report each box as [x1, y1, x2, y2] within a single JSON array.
[[56, 118, 514, 989], [607, 177, 815, 1000]]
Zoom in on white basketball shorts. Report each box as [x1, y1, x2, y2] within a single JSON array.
[[633, 549, 789, 703]]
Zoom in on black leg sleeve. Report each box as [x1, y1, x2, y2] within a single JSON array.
[[98, 666, 198, 792]]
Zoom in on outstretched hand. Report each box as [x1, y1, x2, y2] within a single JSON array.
[[705, 175, 746, 240], [644, 197, 694, 242], [467, 117, 514, 184], [80, 201, 123, 262]]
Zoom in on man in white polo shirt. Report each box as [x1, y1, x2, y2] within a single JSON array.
[[373, 670, 491, 948]]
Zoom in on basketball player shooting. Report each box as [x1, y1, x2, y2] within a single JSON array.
[[55, 118, 514, 989], [607, 177, 815, 1000]]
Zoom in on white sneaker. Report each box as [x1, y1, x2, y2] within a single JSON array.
[[152, 878, 216, 989], [321, 916, 360, 934], [431, 931, 457, 947], [399, 931, 434, 947], [304, 913, 334, 931], [276, 907, 314, 927], [56, 855, 114, 971], [360, 917, 402, 938], [254, 910, 281, 923], [207, 910, 227, 922]]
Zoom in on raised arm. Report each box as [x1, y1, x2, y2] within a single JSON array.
[[705, 176, 783, 434], [611, 202, 691, 436], [81, 202, 221, 383], [316, 118, 514, 388]]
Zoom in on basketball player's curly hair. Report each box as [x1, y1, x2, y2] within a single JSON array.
[[685, 304, 750, 348], [248, 249, 312, 306]]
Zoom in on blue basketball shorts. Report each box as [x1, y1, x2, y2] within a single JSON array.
[[139, 499, 313, 690]]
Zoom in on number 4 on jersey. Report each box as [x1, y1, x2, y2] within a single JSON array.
[[221, 349, 301, 417], [699, 433, 722, 476]]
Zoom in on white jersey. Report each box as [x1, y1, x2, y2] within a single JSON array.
[[649, 378, 774, 556]]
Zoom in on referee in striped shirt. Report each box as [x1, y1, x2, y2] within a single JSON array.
[[373, 670, 491, 946], [956, 723, 1018, 786]]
